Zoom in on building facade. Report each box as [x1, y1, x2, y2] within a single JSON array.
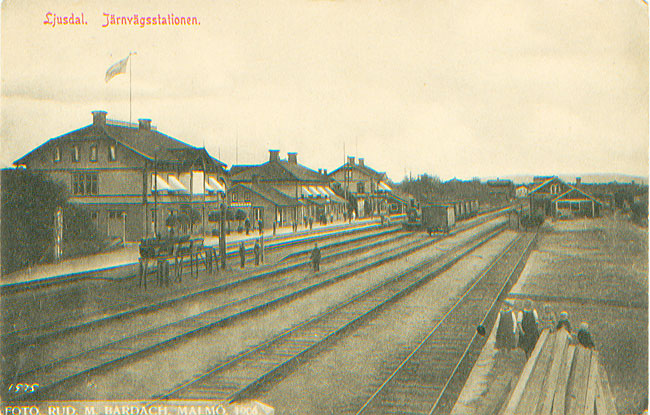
[[229, 150, 345, 229], [528, 176, 602, 218], [328, 156, 407, 217], [14, 111, 228, 241]]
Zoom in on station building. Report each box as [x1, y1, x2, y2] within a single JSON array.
[[328, 156, 410, 218], [13, 111, 228, 241], [228, 150, 346, 229], [528, 176, 603, 218]]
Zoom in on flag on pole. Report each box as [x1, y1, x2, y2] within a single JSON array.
[[105, 55, 130, 82]]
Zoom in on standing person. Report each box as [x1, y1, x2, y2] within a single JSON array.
[[517, 299, 540, 358], [540, 304, 557, 331], [495, 300, 517, 352], [259, 235, 265, 263], [556, 311, 572, 332], [309, 216, 313, 230], [310, 243, 321, 271], [273, 220, 277, 236], [577, 322, 596, 349], [253, 241, 260, 266], [239, 241, 246, 269]]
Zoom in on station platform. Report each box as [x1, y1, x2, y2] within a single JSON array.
[[1, 215, 402, 289]]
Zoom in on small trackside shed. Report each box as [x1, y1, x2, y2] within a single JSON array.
[[552, 187, 603, 218]]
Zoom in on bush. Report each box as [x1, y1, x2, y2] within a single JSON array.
[[1, 169, 103, 274]]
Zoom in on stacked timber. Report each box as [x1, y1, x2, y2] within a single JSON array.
[[501, 328, 617, 415]]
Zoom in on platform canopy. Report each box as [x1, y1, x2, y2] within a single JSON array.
[[151, 174, 172, 192], [167, 175, 189, 193], [207, 176, 226, 193]]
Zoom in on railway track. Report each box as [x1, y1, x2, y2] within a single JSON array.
[[8, 215, 508, 401], [353, 231, 537, 415], [7, 206, 507, 347], [3, 225, 407, 344], [150, 224, 509, 404], [0, 219, 403, 294]]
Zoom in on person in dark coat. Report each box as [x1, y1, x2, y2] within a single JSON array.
[[556, 311, 572, 332], [239, 242, 246, 268], [495, 300, 517, 351], [517, 299, 540, 358], [577, 322, 595, 349], [309, 216, 314, 230], [310, 243, 321, 271], [253, 241, 260, 266], [259, 236, 264, 263]]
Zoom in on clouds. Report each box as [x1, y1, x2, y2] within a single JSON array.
[[1, 0, 647, 180]]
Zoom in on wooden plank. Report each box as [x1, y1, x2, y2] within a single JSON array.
[[502, 329, 550, 415], [539, 330, 571, 415], [596, 361, 618, 415], [567, 346, 592, 415], [584, 351, 600, 415], [552, 344, 576, 415], [517, 331, 557, 413]]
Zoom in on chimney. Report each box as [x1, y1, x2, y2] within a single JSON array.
[[288, 152, 298, 164], [323, 169, 328, 175], [92, 110, 107, 126], [358, 158, 365, 167], [138, 118, 152, 131], [348, 156, 355, 165], [269, 149, 280, 162], [318, 168, 322, 174], [576, 177, 582, 186]]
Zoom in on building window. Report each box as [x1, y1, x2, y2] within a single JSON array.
[[72, 146, 80, 162], [571, 202, 580, 211], [357, 182, 365, 194], [90, 211, 99, 220], [72, 172, 98, 195], [109, 145, 116, 161], [90, 145, 98, 162], [232, 192, 239, 202], [243, 191, 251, 202], [108, 211, 124, 219], [54, 147, 61, 162]]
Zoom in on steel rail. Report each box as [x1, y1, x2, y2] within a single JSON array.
[[353, 231, 536, 415], [7, 204, 508, 345], [3, 227, 408, 346], [152, 225, 507, 405], [354, 235, 522, 415], [13, 231, 428, 380], [426, 231, 538, 415], [9, 220, 504, 401]]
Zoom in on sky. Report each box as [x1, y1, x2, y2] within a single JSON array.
[[1, 0, 648, 182]]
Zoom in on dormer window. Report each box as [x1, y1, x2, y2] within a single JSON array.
[[109, 145, 116, 161], [54, 147, 61, 162], [90, 145, 98, 162], [72, 146, 80, 162]]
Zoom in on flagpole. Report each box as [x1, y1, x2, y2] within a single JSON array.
[[129, 52, 132, 125]]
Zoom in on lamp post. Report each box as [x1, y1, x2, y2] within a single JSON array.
[[219, 202, 226, 269]]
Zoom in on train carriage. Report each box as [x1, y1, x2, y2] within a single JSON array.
[[421, 204, 456, 234]]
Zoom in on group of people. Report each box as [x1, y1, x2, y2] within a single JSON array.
[[238, 236, 265, 268], [495, 299, 595, 357]]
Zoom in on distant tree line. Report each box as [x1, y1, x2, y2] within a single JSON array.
[[396, 174, 512, 206], [1, 169, 104, 276]]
